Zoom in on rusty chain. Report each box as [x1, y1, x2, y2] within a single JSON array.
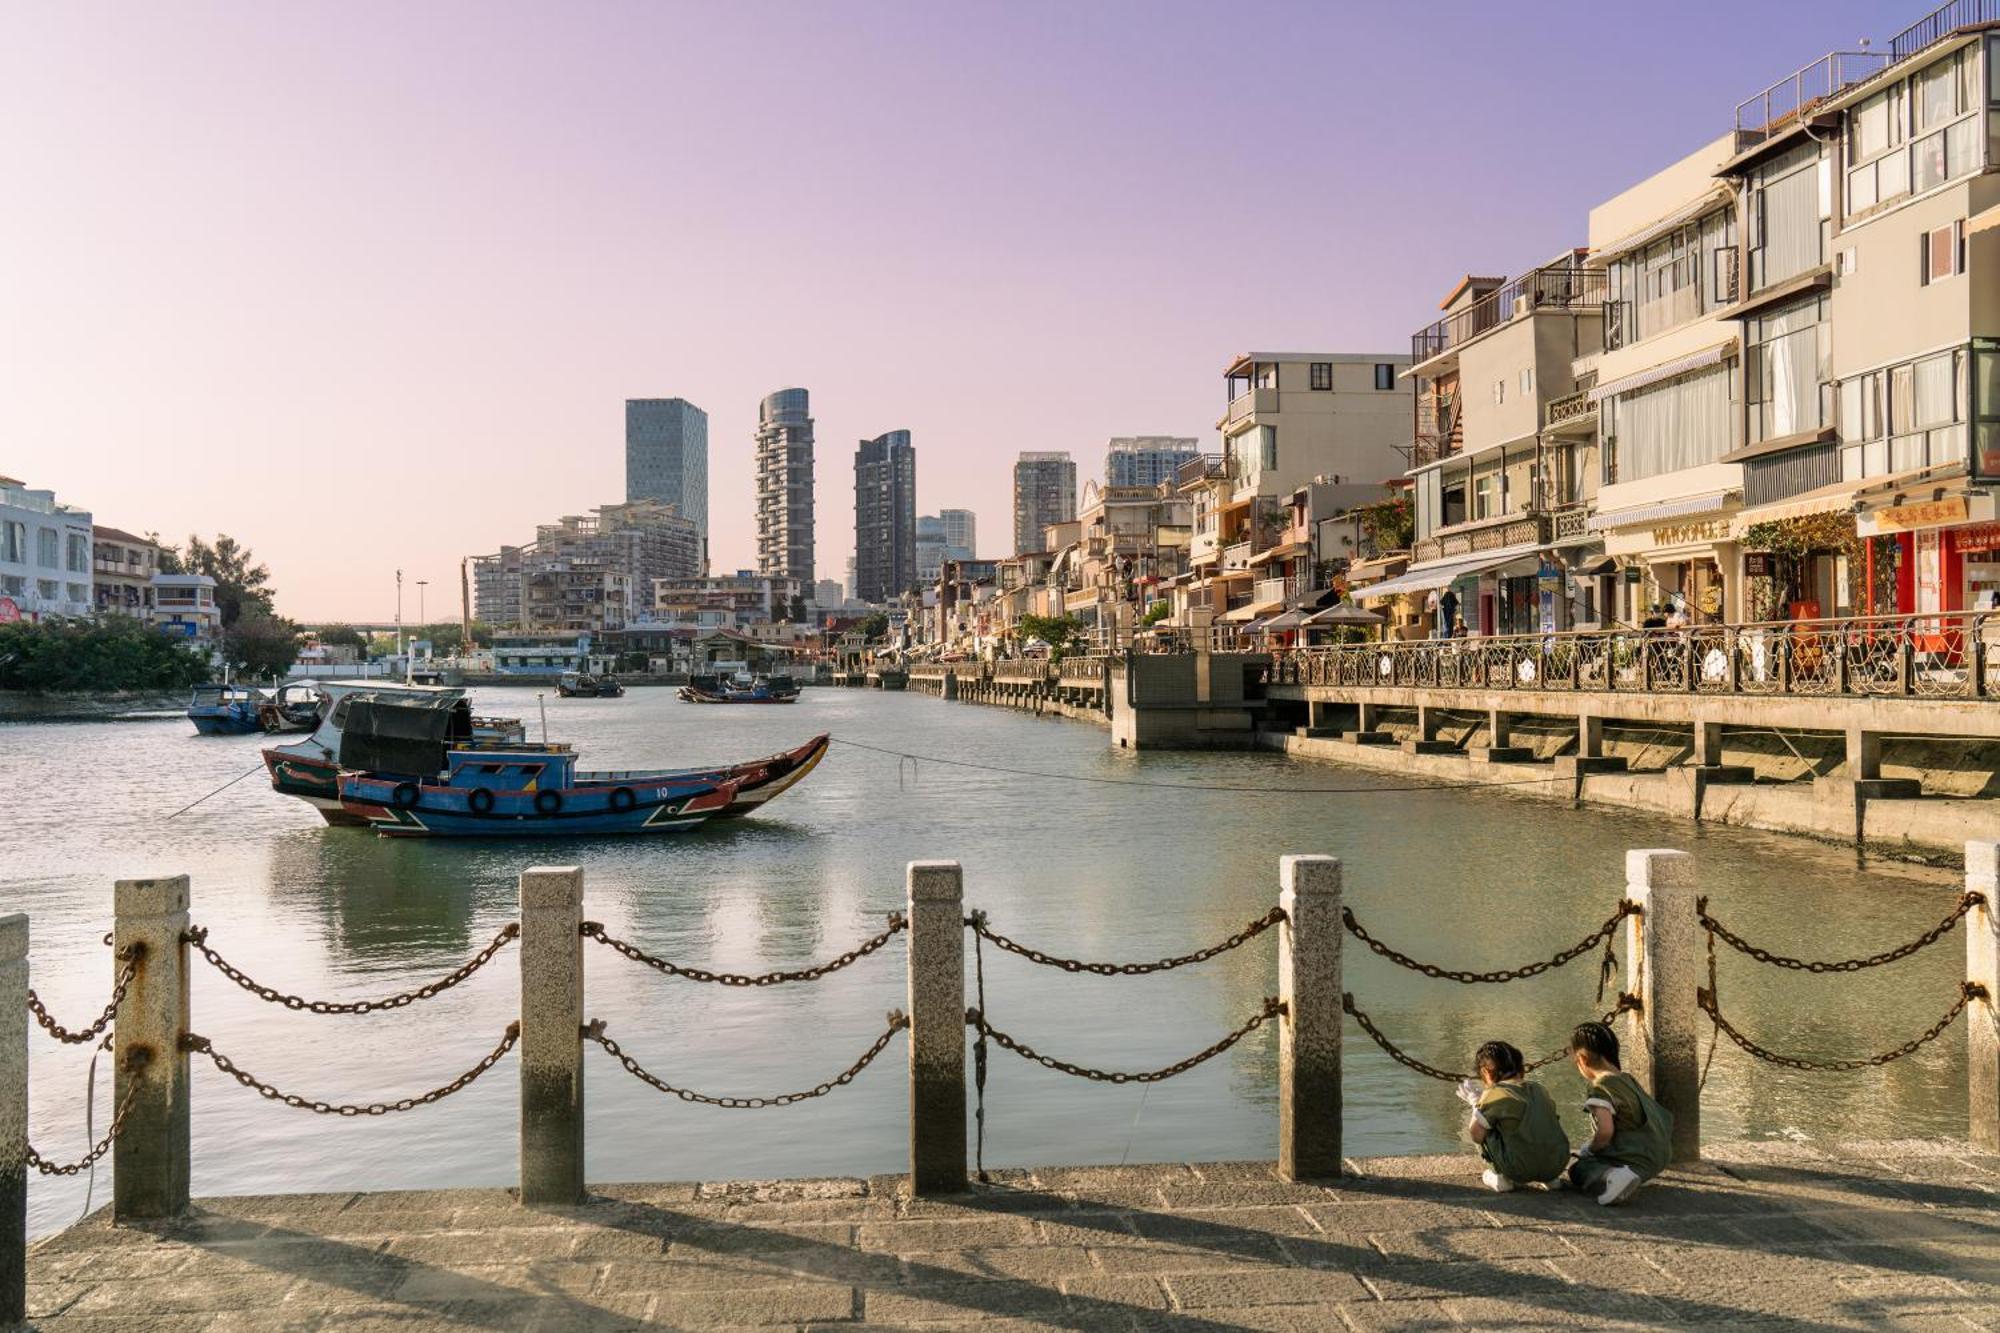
[[1343, 900, 1638, 988], [183, 922, 519, 1015], [966, 997, 1285, 1084], [25, 1051, 148, 1177], [1697, 892, 1983, 974], [967, 906, 1286, 976], [27, 946, 143, 1044], [181, 1023, 519, 1115], [1697, 982, 1985, 1072], [581, 914, 906, 987], [1342, 992, 1641, 1083], [586, 1012, 907, 1107]]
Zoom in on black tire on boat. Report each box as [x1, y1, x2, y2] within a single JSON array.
[[468, 788, 495, 815], [608, 786, 637, 813], [534, 789, 562, 815], [392, 782, 420, 810]]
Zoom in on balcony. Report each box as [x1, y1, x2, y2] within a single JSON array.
[[1410, 512, 1550, 565], [1734, 50, 1888, 144], [1176, 453, 1231, 488], [1252, 576, 1289, 608], [1221, 541, 1253, 572], [1545, 389, 1596, 430], [1410, 264, 1606, 367], [1224, 387, 1280, 426]]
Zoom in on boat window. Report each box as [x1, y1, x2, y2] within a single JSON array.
[[331, 698, 352, 727], [481, 764, 504, 773]]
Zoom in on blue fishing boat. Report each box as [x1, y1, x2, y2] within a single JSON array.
[[187, 684, 264, 735], [679, 672, 802, 704]]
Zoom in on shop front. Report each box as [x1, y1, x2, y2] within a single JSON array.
[[1601, 513, 1741, 626], [1854, 479, 2000, 616]]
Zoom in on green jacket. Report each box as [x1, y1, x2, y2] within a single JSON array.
[[1583, 1069, 1673, 1178], [1476, 1079, 1569, 1183]]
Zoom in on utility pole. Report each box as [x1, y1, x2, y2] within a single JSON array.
[[395, 568, 404, 661], [416, 580, 429, 657]]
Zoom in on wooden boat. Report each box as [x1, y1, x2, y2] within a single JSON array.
[[679, 672, 801, 704], [557, 671, 624, 698], [187, 684, 263, 735], [257, 682, 325, 734]]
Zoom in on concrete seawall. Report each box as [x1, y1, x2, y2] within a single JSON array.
[[0, 690, 188, 723]]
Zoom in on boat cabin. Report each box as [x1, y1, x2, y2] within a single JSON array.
[[444, 750, 579, 791]]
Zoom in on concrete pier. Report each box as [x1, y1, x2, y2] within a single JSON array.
[[23, 1144, 1999, 1329], [112, 875, 190, 1222], [1623, 850, 1702, 1163], [1277, 855, 1341, 1182]]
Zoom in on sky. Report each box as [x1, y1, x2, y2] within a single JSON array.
[[2, 0, 1903, 620]]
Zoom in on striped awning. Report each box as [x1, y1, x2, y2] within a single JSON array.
[[1588, 491, 1737, 532], [1588, 340, 1736, 403], [1730, 481, 1863, 536], [1589, 186, 1736, 262], [1353, 541, 1544, 601]]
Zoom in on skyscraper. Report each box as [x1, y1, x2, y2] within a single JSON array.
[[754, 387, 816, 586], [625, 399, 709, 555], [916, 509, 977, 584], [939, 508, 976, 556], [1106, 436, 1200, 489], [853, 430, 916, 603], [1012, 452, 1077, 554]]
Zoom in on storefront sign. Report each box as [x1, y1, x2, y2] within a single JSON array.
[[1954, 522, 2000, 553], [1649, 518, 1732, 547], [1873, 496, 1968, 533], [1624, 566, 1643, 584]]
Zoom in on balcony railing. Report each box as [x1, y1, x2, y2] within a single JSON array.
[[1734, 51, 1889, 142], [1265, 613, 2000, 703], [1252, 576, 1289, 608], [1410, 265, 1607, 366], [1890, 0, 2000, 62], [1410, 513, 1549, 566], [1221, 541, 1253, 571], [1177, 453, 1231, 488], [1546, 390, 1595, 429]]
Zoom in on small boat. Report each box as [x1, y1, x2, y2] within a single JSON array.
[[187, 684, 264, 735], [595, 674, 626, 697], [257, 682, 326, 734], [680, 672, 801, 704], [557, 671, 624, 698]]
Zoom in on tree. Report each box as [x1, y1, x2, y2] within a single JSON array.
[[316, 624, 367, 650], [788, 594, 808, 624], [857, 611, 889, 642], [1141, 600, 1171, 627], [224, 608, 300, 680], [0, 618, 210, 693], [174, 534, 276, 628], [1018, 613, 1086, 660], [1356, 495, 1414, 554]]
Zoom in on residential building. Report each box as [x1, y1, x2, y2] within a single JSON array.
[[92, 526, 163, 618], [1105, 436, 1200, 489], [652, 570, 804, 628], [625, 398, 709, 551], [473, 500, 701, 631], [755, 387, 816, 586], [940, 508, 976, 556], [1012, 452, 1076, 555], [1049, 480, 1192, 642], [854, 430, 917, 602], [813, 578, 845, 609], [150, 573, 220, 644], [0, 476, 93, 621], [915, 509, 976, 585], [843, 557, 858, 604]]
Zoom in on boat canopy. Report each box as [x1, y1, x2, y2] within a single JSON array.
[[336, 694, 473, 776]]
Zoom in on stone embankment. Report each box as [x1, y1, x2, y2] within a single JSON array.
[[0, 690, 187, 723]]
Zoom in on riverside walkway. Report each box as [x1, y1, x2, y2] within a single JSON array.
[[23, 1141, 2000, 1329]]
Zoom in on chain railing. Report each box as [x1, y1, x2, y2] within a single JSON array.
[[968, 906, 1285, 976], [1343, 901, 1636, 989], [581, 913, 907, 986], [184, 923, 519, 1014], [1344, 993, 1640, 1083], [586, 1012, 908, 1108], [967, 997, 1285, 1085], [1699, 983, 1985, 1073], [1697, 893, 1983, 973], [26, 946, 141, 1045], [24, 1052, 147, 1177], [180, 1024, 520, 1116]]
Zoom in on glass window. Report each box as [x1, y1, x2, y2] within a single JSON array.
[[0, 520, 22, 564], [1849, 162, 1878, 212], [1914, 352, 1956, 427], [1878, 150, 1910, 202], [1948, 117, 1980, 178], [1892, 364, 1916, 435], [35, 528, 58, 568], [1310, 362, 1333, 390], [1915, 130, 1949, 192], [66, 532, 87, 572], [1373, 363, 1395, 390], [1853, 90, 1890, 159], [1919, 55, 1957, 129]]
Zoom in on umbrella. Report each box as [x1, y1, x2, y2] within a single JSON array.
[[1306, 601, 1385, 626], [1261, 609, 1310, 630]]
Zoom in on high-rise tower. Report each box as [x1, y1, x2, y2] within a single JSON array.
[[755, 387, 816, 585], [625, 399, 709, 556], [853, 430, 917, 603], [1012, 452, 1077, 554]]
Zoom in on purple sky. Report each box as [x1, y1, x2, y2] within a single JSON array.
[[4, 0, 1897, 620]]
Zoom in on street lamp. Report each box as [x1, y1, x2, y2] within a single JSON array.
[[416, 580, 429, 654]]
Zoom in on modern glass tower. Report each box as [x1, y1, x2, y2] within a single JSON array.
[[625, 398, 709, 555], [853, 430, 916, 603], [755, 387, 816, 586]]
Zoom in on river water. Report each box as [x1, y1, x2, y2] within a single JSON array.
[[2, 685, 1971, 1236]]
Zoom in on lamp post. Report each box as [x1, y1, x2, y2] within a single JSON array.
[[395, 569, 404, 659], [416, 580, 429, 657]]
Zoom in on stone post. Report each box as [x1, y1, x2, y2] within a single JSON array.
[[1, 915, 24, 1325], [1693, 721, 1724, 768], [907, 861, 966, 1194], [1969, 841, 1999, 1151], [1845, 727, 1882, 781], [1579, 715, 1604, 758], [1279, 856, 1342, 1181], [520, 866, 585, 1207], [1487, 710, 1513, 748], [1415, 705, 1442, 742], [113, 876, 190, 1221], [1622, 850, 1700, 1163]]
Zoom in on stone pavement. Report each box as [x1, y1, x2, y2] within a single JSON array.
[[21, 1140, 2000, 1330]]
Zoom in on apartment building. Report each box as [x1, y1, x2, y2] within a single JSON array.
[[1105, 437, 1200, 489], [651, 570, 803, 628], [1012, 453, 1076, 555], [0, 476, 93, 621], [854, 431, 917, 603], [473, 499, 701, 630], [92, 526, 164, 618], [1045, 480, 1192, 639], [754, 387, 815, 586]]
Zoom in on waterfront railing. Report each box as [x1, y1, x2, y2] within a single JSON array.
[[5, 845, 1998, 1322]]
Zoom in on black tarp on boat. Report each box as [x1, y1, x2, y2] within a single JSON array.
[[336, 693, 472, 776]]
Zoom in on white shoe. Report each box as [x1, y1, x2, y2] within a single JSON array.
[[1596, 1165, 1643, 1206], [1481, 1169, 1516, 1194]]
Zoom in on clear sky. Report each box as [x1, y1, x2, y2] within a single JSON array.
[[4, 0, 1899, 620]]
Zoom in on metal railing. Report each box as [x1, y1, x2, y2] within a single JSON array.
[[1734, 51, 1890, 141], [1890, 0, 2000, 61], [1410, 266, 1607, 365], [1410, 513, 1548, 566], [1176, 453, 1232, 489], [1266, 613, 2000, 702]]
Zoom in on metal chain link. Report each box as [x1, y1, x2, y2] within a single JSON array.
[[27, 946, 142, 1044], [1342, 992, 1640, 1083], [581, 914, 906, 987], [181, 1023, 519, 1115], [967, 906, 1286, 976], [1697, 892, 1983, 974], [1697, 982, 1985, 1072], [966, 997, 1285, 1084], [1343, 900, 1639, 986], [24, 1054, 147, 1176], [184, 922, 519, 1014], [586, 1012, 907, 1107]]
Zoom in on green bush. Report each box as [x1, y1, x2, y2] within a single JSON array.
[[0, 618, 212, 693]]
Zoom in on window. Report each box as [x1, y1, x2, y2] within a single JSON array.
[[1920, 220, 1965, 283], [1838, 347, 1969, 480], [1602, 363, 1733, 483], [36, 528, 58, 568], [1373, 363, 1395, 390], [1519, 368, 1534, 395], [66, 532, 87, 572], [0, 520, 23, 564], [1261, 427, 1277, 470], [38, 579, 58, 600], [1310, 362, 1333, 390], [1747, 144, 1824, 290], [1847, 49, 1982, 221], [1, 575, 21, 596], [1493, 380, 1505, 405], [1745, 296, 1830, 444]]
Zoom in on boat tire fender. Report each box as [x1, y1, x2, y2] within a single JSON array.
[[467, 788, 495, 814], [392, 782, 420, 810], [534, 789, 562, 815], [609, 786, 636, 813]]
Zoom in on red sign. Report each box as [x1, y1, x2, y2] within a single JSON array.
[[0, 597, 17, 624], [1953, 522, 2000, 554]]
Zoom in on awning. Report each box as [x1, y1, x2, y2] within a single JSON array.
[[1260, 609, 1310, 630], [1589, 186, 1735, 263], [1577, 555, 1619, 576], [1222, 605, 1267, 624], [1353, 541, 1544, 601], [1730, 481, 1863, 536], [1588, 341, 1736, 402], [1851, 461, 1969, 501], [1588, 491, 1736, 532], [1347, 554, 1409, 582]]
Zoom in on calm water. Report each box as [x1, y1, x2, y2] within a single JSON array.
[[2, 685, 1970, 1236]]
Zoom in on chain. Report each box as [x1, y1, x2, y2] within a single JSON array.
[[581, 914, 906, 986], [1696, 893, 1983, 973], [183, 922, 518, 1014], [1343, 900, 1638, 987], [181, 1023, 519, 1114], [586, 1013, 907, 1107], [27, 946, 143, 1044], [1697, 983, 1985, 1072], [1343, 992, 1640, 1083], [966, 997, 1285, 1084], [967, 906, 1285, 976], [25, 1052, 147, 1177]]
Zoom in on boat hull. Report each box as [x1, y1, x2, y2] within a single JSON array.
[[190, 708, 264, 735], [338, 774, 739, 838]]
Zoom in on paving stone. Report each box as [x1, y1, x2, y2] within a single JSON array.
[[650, 1283, 859, 1326], [1365, 1224, 1579, 1263], [1087, 1241, 1291, 1274], [383, 1260, 603, 1302], [1358, 1257, 1570, 1303], [861, 1278, 1067, 1323], [1057, 1273, 1171, 1309], [896, 1245, 1096, 1280], [1442, 1293, 1672, 1328], [669, 1220, 859, 1254], [1125, 1206, 1321, 1243], [1334, 1298, 1460, 1330], [856, 1217, 1040, 1252], [1164, 1267, 1371, 1308], [1030, 1214, 1144, 1247]]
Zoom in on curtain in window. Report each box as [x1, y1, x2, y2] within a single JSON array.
[[1611, 364, 1731, 482], [1756, 166, 1820, 287], [1914, 352, 1955, 428]]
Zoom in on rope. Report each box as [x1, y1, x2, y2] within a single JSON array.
[[164, 761, 267, 821]]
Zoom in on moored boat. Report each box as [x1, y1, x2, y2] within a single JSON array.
[[680, 672, 802, 704], [188, 684, 263, 735], [557, 671, 624, 698], [257, 682, 326, 733]]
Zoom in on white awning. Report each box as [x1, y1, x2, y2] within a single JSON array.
[[1730, 482, 1863, 536], [1589, 186, 1736, 263], [1587, 341, 1736, 403], [1588, 491, 1736, 532], [1353, 541, 1544, 601]]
